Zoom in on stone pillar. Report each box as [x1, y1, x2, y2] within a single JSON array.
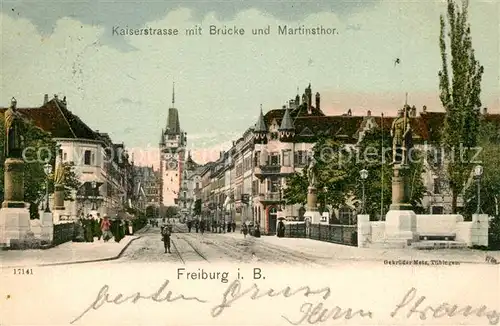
[[2, 158, 25, 208], [471, 214, 489, 247], [357, 214, 371, 247], [307, 186, 318, 211], [0, 158, 32, 248], [304, 186, 322, 224], [389, 164, 412, 211], [385, 163, 419, 246], [53, 184, 65, 210]]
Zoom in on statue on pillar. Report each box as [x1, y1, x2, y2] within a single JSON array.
[[54, 157, 65, 186], [307, 157, 317, 188], [4, 97, 24, 159], [390, 105, 412, 165]]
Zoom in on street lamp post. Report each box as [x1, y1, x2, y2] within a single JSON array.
[[323, 186, 327, 211], [278, 186, 282, 211], [474, 165, 483, 214], [91, 181, 97, 211], [43, 163, 53, 212], [360, 169, 369, 214]]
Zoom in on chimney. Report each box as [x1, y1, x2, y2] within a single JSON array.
[[367, 110, 371, 117], [43, 94, 49, 105], [315, 92, 320, 110], [483, 107, 488, 115]]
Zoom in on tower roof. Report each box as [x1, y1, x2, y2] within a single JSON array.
[[166, 107, 180, 134], [279, 107, 294, 131], [254, 105, 267, 133]]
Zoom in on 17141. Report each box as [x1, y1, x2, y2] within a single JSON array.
[[13, 268, 33, 275]]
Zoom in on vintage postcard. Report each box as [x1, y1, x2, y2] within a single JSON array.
[[1, 0, 499, 325]]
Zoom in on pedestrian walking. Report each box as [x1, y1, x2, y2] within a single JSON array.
[[84, 215, 94, 242], [242, 224, 248, 238], [232, 221, 236, 232], [200, 220, 205, 235], [93, 213, 102, 240], [100, 215, 112, 242], [161, 224, 172, 253], [277, 220, 285, 238]]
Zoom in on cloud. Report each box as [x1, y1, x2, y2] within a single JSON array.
[[3, 1, 379, 50]]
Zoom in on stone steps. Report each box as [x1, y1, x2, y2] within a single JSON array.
[[412, 240, 468, 250], [369, 238, 411, 249]]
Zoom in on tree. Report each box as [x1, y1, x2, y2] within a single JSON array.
[[283, 137, 350, 210], [312, 137, 351, 211], [463, 121, 500, 217], [283, 129, 427, 220], [343, 128, 427, 218], [164, 206, 178, 219], [145, 205, 157, 219], [439, 0, 484, 213], [283, 168, 308, 206]]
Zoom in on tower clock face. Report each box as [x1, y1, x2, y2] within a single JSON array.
[[166, 159, 178, 170]]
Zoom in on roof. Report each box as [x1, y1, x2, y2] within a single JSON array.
[[166, 108, 180, 134], [254, 108, 267, 132], [185, 151, 200, 170], [279, 107, 294, 130], [0, 98, 98, 140]]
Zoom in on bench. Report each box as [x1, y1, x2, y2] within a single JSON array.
[[419, 233, 456, 241]]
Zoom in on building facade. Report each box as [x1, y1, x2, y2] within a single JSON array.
[[159, 85, 187, 208], [198, 84, 500, 235], [133, 165, 161, 212], [1, 94, 137, 220]]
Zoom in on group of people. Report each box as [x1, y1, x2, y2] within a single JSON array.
[[241, 222, 261, 238], [74, 213, 128, 243]]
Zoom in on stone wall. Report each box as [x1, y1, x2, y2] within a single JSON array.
[[358, 213, 490, 248]]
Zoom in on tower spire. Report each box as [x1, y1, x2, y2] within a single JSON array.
[[172, 82, 175, 107], [405, 92, 408, 106]]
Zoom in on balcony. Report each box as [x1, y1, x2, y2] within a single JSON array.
[[254, 164, 281, 180], [258, 192, 283, 204]]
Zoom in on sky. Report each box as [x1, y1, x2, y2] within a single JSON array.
[[1, 0, 498, 167]]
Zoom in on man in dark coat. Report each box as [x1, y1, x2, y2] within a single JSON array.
[[161, 224, 172, 253]]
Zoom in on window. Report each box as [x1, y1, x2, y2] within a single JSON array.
[[63, 152, 67, 161], [252, 180, 259, 195], [269, 152, 280, 166], [294, 150, 308, 166], [282, 149, 291, 166], [84, 150, 91, 165]]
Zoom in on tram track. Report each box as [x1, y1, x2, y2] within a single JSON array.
[[170, 239, 185, 264]]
